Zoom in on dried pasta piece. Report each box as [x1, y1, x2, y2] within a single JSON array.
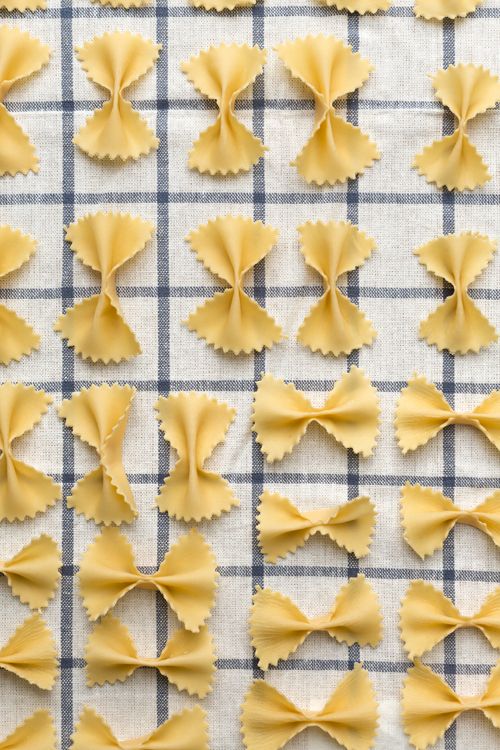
[[0, 535, 60, 610], [91, 0, 149, 7], [186, 216, 282, 354], [401, 580, 500, 659], [0, 226, 39, 364], [74, 32, 161, 161], [252, 368, 380, 461], [415, 232, 497, 354], [0, 383, 60, 522], [1, 0, 46, 9], [79, 527, 217, 629], [297, 221, 376, 355], [155, 392, 238, 521], [0, 613, 57, 689], [85, 614, 215, 697], [401, 483, 500, 558], [0, 27, 50, 176], [251, 575, 382, 669], [71, 706, 208, 750], [241, 665, 379, 750], [182, 44, 266, 175], [257, 491, 376, 562], [403, 659, 500, 749], [276, 36, 379, 185], [415, 0, 481, 19], [395, 374, 500, 453], [58, 384, 136, 525], [0, 712, 55, 750], [54, 212, 154, 363], [414, 65, 500, 191]]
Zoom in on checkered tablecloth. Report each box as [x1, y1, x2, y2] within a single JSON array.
[[1, 1, 500, 748]]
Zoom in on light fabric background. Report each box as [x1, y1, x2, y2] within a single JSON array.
[[0, 1, 500, 748]]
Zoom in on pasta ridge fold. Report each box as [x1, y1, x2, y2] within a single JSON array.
[[0, 535, 61, 610], [0, 711, 55, 750], [0, 613, 57, 689]]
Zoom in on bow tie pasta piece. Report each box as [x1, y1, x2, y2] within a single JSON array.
[[276, 36, 379, 185], [297, 221, 376, 355], [415, 232, 497, 354], [74, 32, 161, 161], [71, 706, 208, 750], [0, 27, 50, 176], [415, 0, 481, 19], [241, 666, 379, 750], [0, 613, 57, 689], [58, 384, 136, 525], [182, 44, 267, 175], [414, 64, 500, 191], [401, 580, 500, 659], [396, 374, 500, 453], [252, 368, 380, 461], [0, 535, 60, 610], [54, 213, 154, 363], [257, 491, 376, 562], [186, 216, 282, 355], [251, 575, 382, 669], [403, 659, 500, 749], [79, 527, 218, 629], [0, 226, 40, 364], [0, 383, 60, 522], [85, 614, 215, 697], [0, 712, 55, 750], [401, 483, 500, 558], [155, 392, 238, 521]]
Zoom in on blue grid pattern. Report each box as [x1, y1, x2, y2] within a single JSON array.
[[0, 2, 500, 749]]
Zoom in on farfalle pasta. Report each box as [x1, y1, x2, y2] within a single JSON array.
[[257, 491, 376, 562], [414, 64, 500, 191], [0, 712, 55, 750], [401, 483, 500, 558], [85, 614, 215, 697], [71, 706, 208, 750], [415, 232, 497, 354], [0, 226, 40, 364], [182, 44, 266, 175], [401, 580, 500, 658], [79, 527, 217, 629], [74, 32, 161, 161], [186, 216, 282, 354], [241, 666, 379, 750], [59, 384, 136, 525], [0, 27, 50, 176], [403, 659, 500, 749], [297, 221, 376, 355], [414, 0, 481, 18], [396, 374, 500, 453], [0, 535, 60, 610], [54, 213, 154, 363], [155, 392, 238, 521], [276, 36, 379, 185], [252, 368, 380, 461], [1, 0, 46, 9], [251, 575, 382, 668], [0, 613, 57, 689], [0, 383, 60, 522]]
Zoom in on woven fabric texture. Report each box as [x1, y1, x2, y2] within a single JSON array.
[[1, 2, 500, 748]]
